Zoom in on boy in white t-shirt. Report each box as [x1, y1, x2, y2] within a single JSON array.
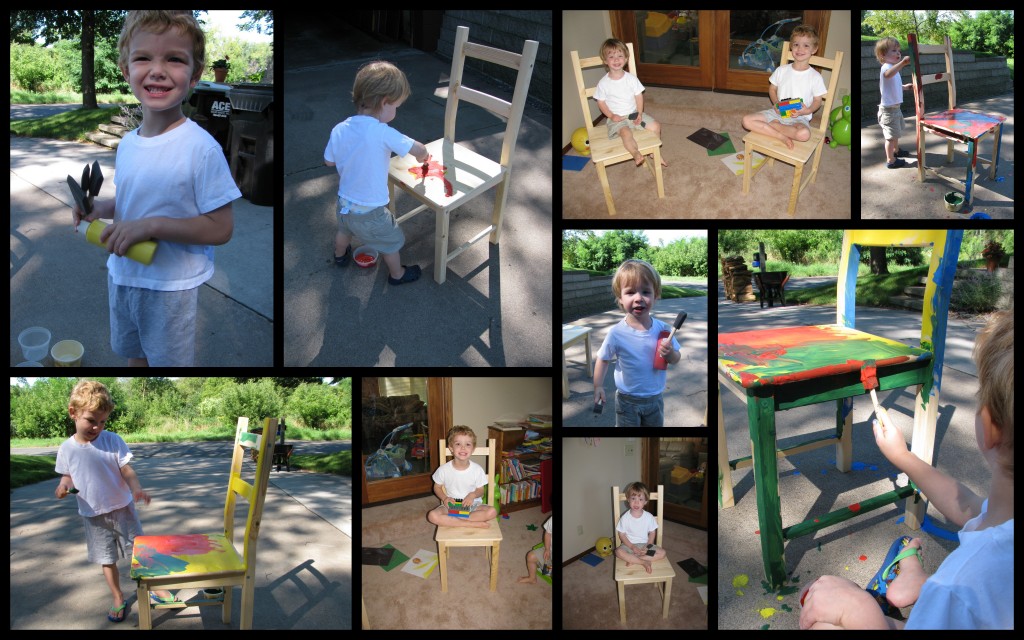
[[741, 24, 828, 151], [799, 312, 1014, 629], [54, 380, 174, 623], [593, 259, 681, 427], [72, 11, 240, 366], [427, 426, 498, 529], [875, 37, 914, 168], [615, 482, 667, 575], [324, 60, 429, 285], [594, 38, 668, 167]]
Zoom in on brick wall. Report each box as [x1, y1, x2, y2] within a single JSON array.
[[563, 271, 616, 322]]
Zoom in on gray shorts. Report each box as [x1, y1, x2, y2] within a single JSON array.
[[607, 113, 658, 139], [83, 503, 144, 565], [109, 275, 198, 366], [336, 201, 405, 255], [758, 108, 811, 127], [615, 390, 665, 427], [878, 105, 905, 140]]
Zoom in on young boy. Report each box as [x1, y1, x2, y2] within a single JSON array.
[[324, 60, 429, 285], [593, 259, 681, 427], [875, 37, 914, 168], [594, 38, 668, 167], [426, 426, 498, 529], [615, 482, 667, 575], [55, 380, 175, 622], [72, 10, 240, 366], [517, 515, 553, 584], [741, 24, 828, 151], [799, 311, 1014, 629]]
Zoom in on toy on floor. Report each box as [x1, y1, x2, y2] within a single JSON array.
[[595, 536, 614, 557], [571, 127, 591, 156], [777, 98, 803, 118], [829, 95, 851, 149]]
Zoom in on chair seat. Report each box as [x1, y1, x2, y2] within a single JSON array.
[[589, 127, 662, 164], [743, 128, 825, 165], [131, 533, 245, 580], [614, 556, 676, 584], [920, 109, 1005, 140], [435, 518, 503, 546], [389, 138, 505, 210]]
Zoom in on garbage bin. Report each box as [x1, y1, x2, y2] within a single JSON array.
[[188, 81, 232, 156], [226, 83, 274, 206]]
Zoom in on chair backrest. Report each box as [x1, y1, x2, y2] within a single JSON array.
[[612, 484, 665, 548], [837, 230, 963, 353], [778, 41, 844, 136], [570, 42, 638, 146], [438, 437, 497, 507], [226, 417, 277, 567], [907, 33, 957, 122], [445, 25, 538, 171]]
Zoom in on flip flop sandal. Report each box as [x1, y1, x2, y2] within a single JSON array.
[[150, 593, 181, 605], [864, 535, 923, 616], [107, 600, 127, 623]]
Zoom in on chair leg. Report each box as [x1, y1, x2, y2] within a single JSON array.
[[652, 148, 665, 198], [434, 209, 450, 284], [438, 542, 449, 592], [223, 583, 233, 624], [241, 574, 256, 629], [836, 397, 853, 472], [787, 162, 802, 216], [917, 128, 926, 184], [662, 577, 674, 619], [617, 581, 627, 622], [137, 583, 152, 630], [489, 173, 510, 245], [489, 542, 500, 592], [717, 383, 735, 508], [742, 141, 753, 194], [595, 163, 616, 216]]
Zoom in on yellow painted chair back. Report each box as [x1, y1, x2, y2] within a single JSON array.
[[434, 437, 502, 592], [130, 417, 277, 629], [387, 25, 538, 284], [611, 484, 675, 622], [570, 43, 665, 216], [742, 42, 844, 216]]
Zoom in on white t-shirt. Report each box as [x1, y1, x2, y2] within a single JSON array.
[[879, 62, 905, 108], [594, 71, 645, 117], [54, 430, 134, 517], [324, 115, 414, 208], [769, 63, 828, 125], [596, 316, 680, 397], [111, 118, 241, 291], [617, 509, 658, 545], [905, 500, 1014, 629], [431, 459, 488, 501]]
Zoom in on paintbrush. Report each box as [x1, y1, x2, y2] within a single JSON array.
[[860, 360, 888, 422]]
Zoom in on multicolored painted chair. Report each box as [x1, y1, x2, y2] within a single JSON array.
[[434, 438, 502, 592], [907, 34, 1006, 207], [612, 484, 675, 622], [387, 26, 538, 284], [130, 417, 276, 629], [717, 230, 963, 588]]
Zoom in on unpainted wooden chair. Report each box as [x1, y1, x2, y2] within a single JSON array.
[[907, 33, 1006, 207], [570, 43, 665, 216], [388, 25, 538, 284], [434, 437, 502, 592], [612, 484, 675, 622], [130, 417, 276, 629], [742, 42, 844, 216]]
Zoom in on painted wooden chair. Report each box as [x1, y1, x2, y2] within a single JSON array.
[[570, 43, 665, 216], [434, 437, 502, 592], [130, 417, 276, 629], [742, 42, 844, 216], [718, 230, 963, 588], [907, 34, 1006, 207], [387, 26, 537, 284], [611, 484, 675, 622]]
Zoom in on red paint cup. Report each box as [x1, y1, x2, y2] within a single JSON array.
[[653, 330, 670, 370]]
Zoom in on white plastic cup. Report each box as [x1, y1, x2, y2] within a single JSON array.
[[51, 340, 84, 367], [353, 245, 379, 268], [18, 327, 51, 362]]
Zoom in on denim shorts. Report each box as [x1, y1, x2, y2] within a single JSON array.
[[615, 390, 664, 427]]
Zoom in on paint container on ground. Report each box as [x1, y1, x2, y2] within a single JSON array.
[[943, 191, 964, 212], [51, 340, 84, 367]]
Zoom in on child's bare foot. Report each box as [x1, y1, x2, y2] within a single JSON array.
[[517, 575, 537, 584], [633, 152, 645, 166], [782, 137, 795, 150], [885, 538, 926, 608], [648, 154, 668, 167], [643, 562, 653, 574]]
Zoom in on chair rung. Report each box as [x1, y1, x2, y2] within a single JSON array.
[[395, 204, 430, 225], [447, 225, 495, 262], [731, 434, 837, 470], [783, 484, 918, 540]]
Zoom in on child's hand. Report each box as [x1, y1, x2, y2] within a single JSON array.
[[871, 408, 911, 465], [657, 338, 673, 359], [609, 114, 624, 123], [100, 219, 150, 257], [56, 484, 72, 499], [133, 489, 152, 506], [632, 112, 643, 126], [594, 387, 606, 406], [900, 55, 910, 66]]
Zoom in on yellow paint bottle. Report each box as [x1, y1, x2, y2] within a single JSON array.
[[77, 220, 157, 265]]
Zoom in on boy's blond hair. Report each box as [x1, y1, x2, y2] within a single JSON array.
[[352, 61, 411, 113], [118, 10, 206, 82], [447, 425, 477, 449], [874, 37, 900, 64], [973, 311, 1013, 478], [790, 24, 819, 50], [69, 380, 114, 415], [624, 481, 650, 501], [612, 259, 662, 310], [599, 38, 629, 68]]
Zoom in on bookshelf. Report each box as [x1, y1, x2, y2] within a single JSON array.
[[488, 420, 552, 513]]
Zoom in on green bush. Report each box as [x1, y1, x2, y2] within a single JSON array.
[[220, 379, 284, 423], [951, 273, 1001, 313], [10, 378, 77, 438]]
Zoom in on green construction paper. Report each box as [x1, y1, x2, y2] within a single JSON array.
[[381, 544, 409, 572], [707, 132, 736, 157]]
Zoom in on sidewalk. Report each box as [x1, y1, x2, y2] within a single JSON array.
[[716, 293, 990, 629], [9, 135, 274, 366], [281, 16, 552, 366], [10, 441, 351, 629]]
